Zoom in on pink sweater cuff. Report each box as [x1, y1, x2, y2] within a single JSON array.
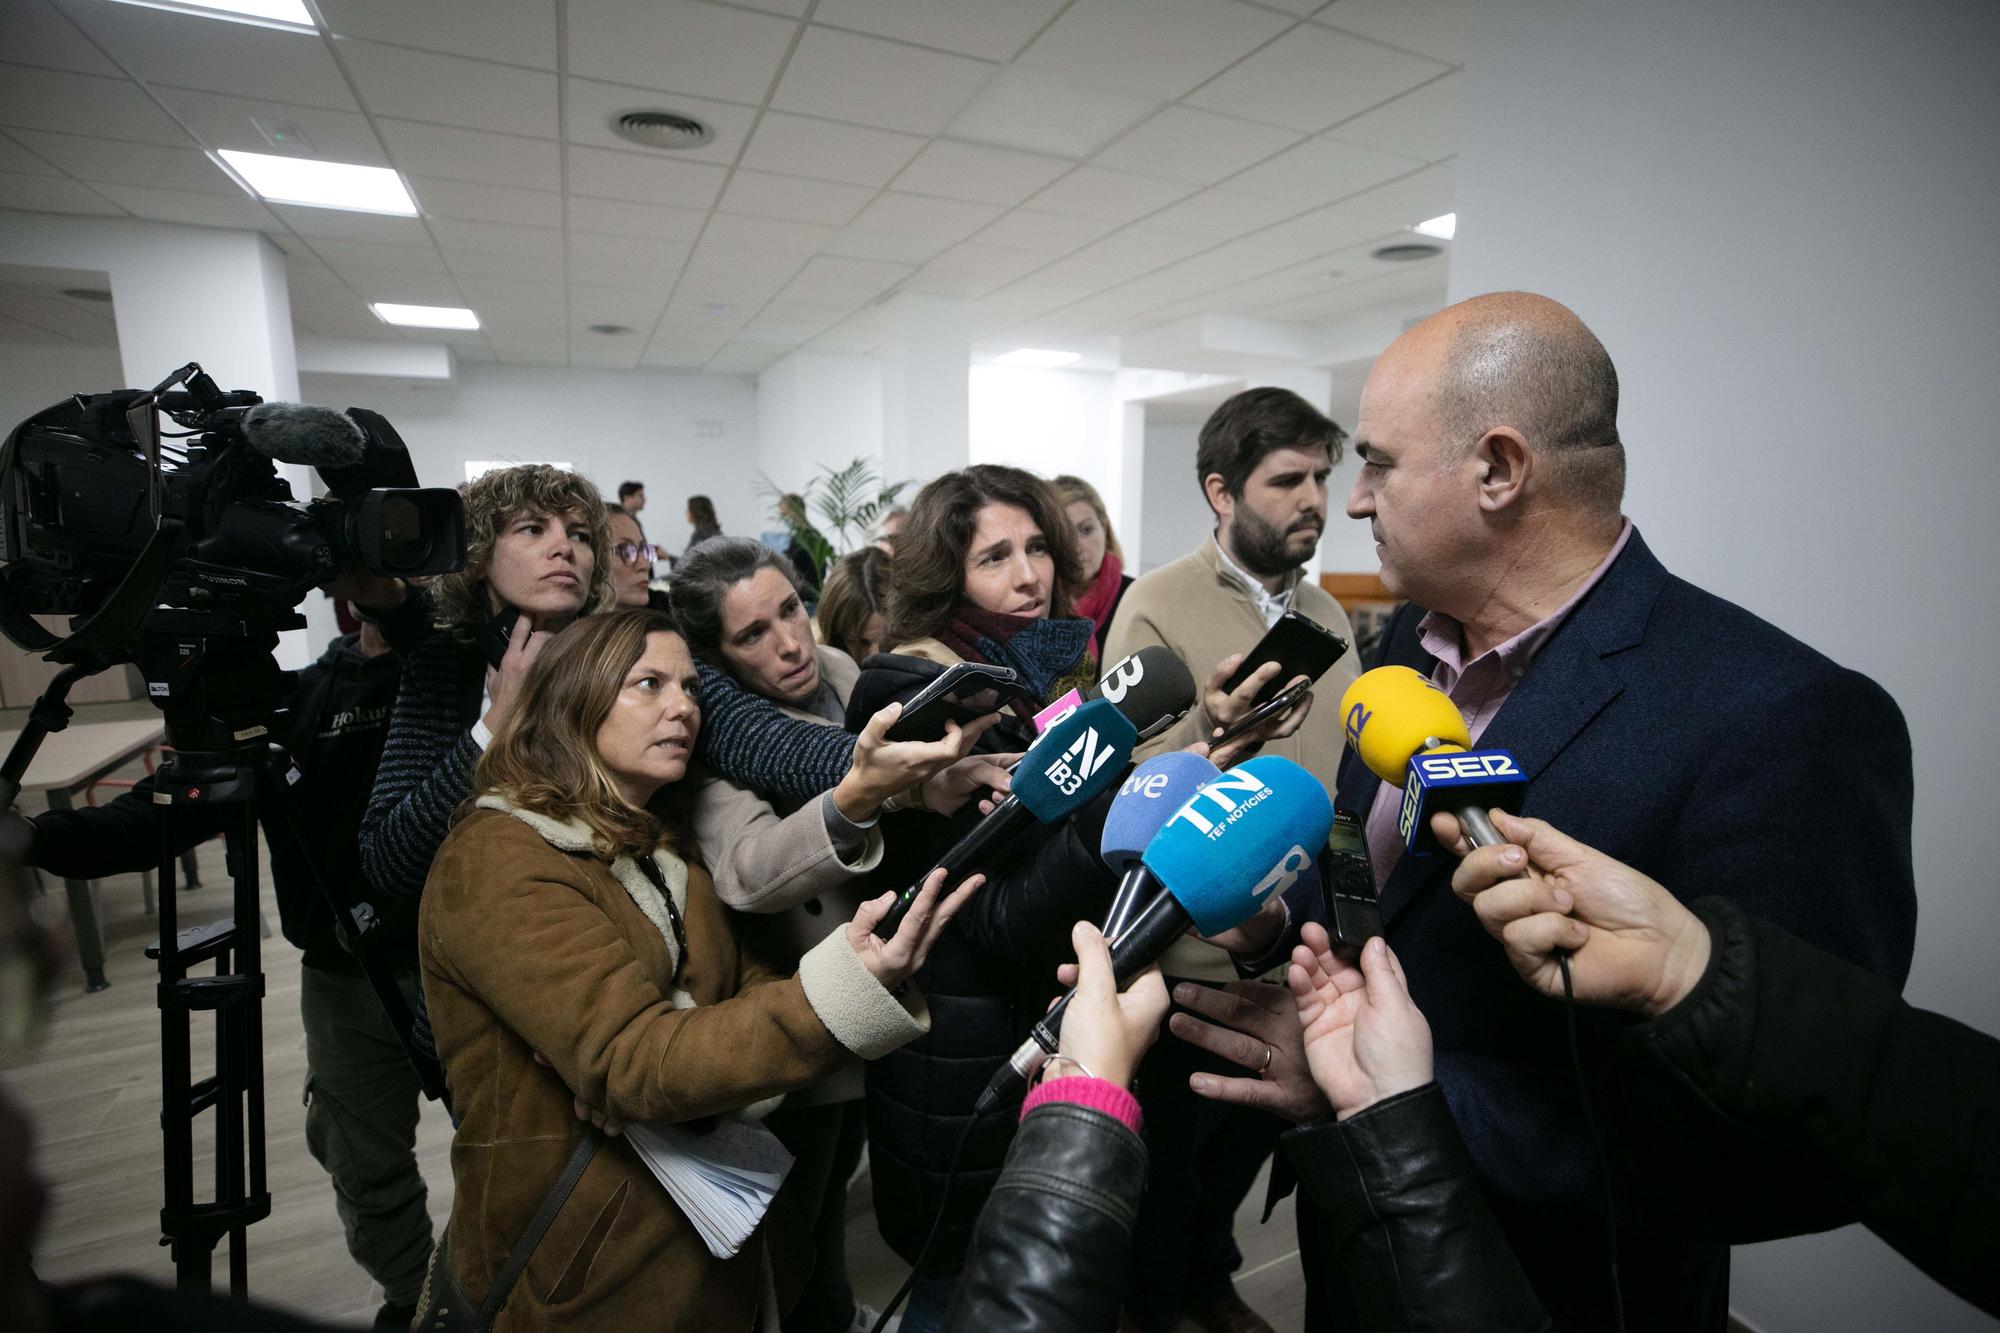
[[1020, 1076, 1144, 1135]]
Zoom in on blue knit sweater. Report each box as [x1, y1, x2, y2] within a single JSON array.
[[691, 658, 855, 801], [359, 633, 483, 898]]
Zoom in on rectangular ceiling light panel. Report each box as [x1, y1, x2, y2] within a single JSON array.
[[372, 303, 481, 330], [1413, 212, 1457, 240], [108, 0, 316, 31], [216, 149, 417, 214]]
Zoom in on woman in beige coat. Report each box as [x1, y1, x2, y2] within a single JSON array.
[[418, 607, 978, 1331]]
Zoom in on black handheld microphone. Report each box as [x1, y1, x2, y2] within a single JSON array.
[[873, 698, 1139, 939], [977, 755, 1334, 1112]]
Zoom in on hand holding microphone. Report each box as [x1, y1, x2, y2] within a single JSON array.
[[1052, 921, 1169, 1089], [1439, 810, 1712, 1018], [1339, 666, 1525, 853]]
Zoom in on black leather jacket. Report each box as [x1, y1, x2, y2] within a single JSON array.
[[947, 1100, 1147, 1332]]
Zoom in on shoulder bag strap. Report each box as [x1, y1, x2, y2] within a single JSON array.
[[473, 1130, 599, 1331]]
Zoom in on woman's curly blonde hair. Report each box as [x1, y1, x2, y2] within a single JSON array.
[[428, 465, 617, 638]]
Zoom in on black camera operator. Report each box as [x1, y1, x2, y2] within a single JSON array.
[[7, 584, 438, 1329]]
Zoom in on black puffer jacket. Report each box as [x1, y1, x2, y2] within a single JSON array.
[[847, 650, 1118, 1269]]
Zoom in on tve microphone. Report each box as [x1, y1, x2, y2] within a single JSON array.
[[1339, 666, 1525, 853], [240, 401, 368, 469], [980, 755, 1334, 1110], [873, 697, 1138, 938], [1098, 752, 1219, 940]]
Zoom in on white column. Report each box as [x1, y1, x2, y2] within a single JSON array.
[[0, 211, 326, 665], [878, 293, 969, 487], [1450, 2, 1999, 1329]]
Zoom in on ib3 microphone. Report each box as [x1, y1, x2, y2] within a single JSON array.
[[873, 697, 1139, 938], [980, 754, 1334, 1111], [1339, 665, 1526, 853], [1097, 751, 1219, 941]]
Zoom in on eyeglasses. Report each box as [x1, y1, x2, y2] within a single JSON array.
[[613, 541, 660, 567]]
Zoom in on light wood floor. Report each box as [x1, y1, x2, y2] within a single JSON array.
[[6, 743, 1304, 1329]]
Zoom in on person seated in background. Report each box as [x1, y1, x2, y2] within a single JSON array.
[[814, 546, 891, 666], [776, 493, 828, 599], [685, 494, 722, 553], [359, 463, 613, 907], [873, 506, 908, 553], [668, 538, 1005, 1333], [1051, 475, 1132, 660], [605, 502, 670, 611], [416, 608, 979, 1331]]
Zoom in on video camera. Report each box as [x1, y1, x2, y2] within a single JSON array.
[[0, 361, 463, 670]]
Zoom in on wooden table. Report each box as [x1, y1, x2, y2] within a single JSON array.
[[2, 718, 167, 992]]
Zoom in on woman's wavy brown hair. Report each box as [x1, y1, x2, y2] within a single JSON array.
[[471, 608, 696, 861], [885, 464, 1082, 647], [428, 465, 616, 639]]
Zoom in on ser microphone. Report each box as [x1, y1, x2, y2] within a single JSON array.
[[873, 697, 1138, 938], [979, 755, 1334, 1111], [1098, 751, 1219, 940], [240, 401, 368, 469], [1339, 666, 1526, 853]]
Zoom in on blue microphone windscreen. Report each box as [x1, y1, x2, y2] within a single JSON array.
[[1100, 751, 1220, 870], [1012, 698, 1140, 823], [1141, 755, 1335, 936]]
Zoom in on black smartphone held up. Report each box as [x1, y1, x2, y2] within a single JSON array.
[[886, 661, 1019, 743], [1205, 677, 1311, 753], [1220, 610, 1350, 706], [481, 605, 522, 672]]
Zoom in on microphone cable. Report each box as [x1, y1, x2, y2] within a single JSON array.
[[869, 1110, 989, 1333], [1557, 951, 1627, 1333]]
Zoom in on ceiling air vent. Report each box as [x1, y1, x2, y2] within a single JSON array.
[[1372, 242, 1443, 262], [611, 110, 714, 151]]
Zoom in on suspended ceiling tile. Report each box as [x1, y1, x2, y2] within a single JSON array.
[[270, 204, 433, 244], [738, 111, 926, 188], [445, 249, 567, 281], [1325, 160, 1455, 225], [1091, 105, 1304, 186], [5, 0, 124, 77], [1225, 136, 1427, 206], [1315, 0, 1473, 65], [428, 218, 564, 258], [152, 89, 389, 164], [565, 145, 727, 208], [813, 0, 1064, 62], [1144, 187, 1308, 239], [1324, 73, 1459, 163], [337, 269, 466, 304], [317, 0, 558, 69], [1025, 165, 1195, 223], [1014, 0, 1292, 101], [923, 241, 1050, 283], [567, 284, 669, 325], [89, 181, 285, 230], [566, 0, 797, 104], [301, 237, 452, 275], [0, 65, 196, 147], [563, 77, 756, 168], [822, 226, 952, 266], [409, 176, 563, 228], [946, 67, 1155, 159], [5, 129, 233, 194], [568, 255, 684, 291], [336, 39, 559, 140], [569, 194, 710, 242], [0, 133, 62, 176], [0, 171, 118, 215], [378, 118, 562, 190], [772, 26, 996, 135], [66, 4, 359, 111], [846, 190, 1002, 240], [703, 213, 837, 254], [890, 139, 1071, 207], [1185, 23, 1448, 133], [784, 253, 913, 300], [717, 169, 875, 226], [970, 207, 1121, 254]]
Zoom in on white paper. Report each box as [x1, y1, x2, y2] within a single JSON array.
[[624, 1117, 793, 1259]]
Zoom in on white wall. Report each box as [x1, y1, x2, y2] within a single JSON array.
[[757, 350, 883, 516], [1453, 1, 2000, 1328], [1134, 420, 1213, 575], [969, 363, 1122, 501], [300, 362, 758, 557], [0, 341, 124, 436]]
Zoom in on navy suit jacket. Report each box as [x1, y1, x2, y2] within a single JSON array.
[[1321, 529, 1916, 1328]]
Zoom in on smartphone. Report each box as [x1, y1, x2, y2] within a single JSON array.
[[1205, 677, 1312, 752], [886, 661, 1019, 743], [1221, 611, 1350, 706], [481, 605, 522, 672]]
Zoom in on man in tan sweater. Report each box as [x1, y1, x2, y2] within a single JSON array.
[[1101, 386, 1362, 1333]]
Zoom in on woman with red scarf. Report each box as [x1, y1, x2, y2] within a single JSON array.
[[843, 465, 1121, 1332], [1056, 474, 1135, 659]]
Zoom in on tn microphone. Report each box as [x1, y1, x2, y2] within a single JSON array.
[[873, 697, 1139, 938], [980, 755, 1334, 1111], [1339, 666, 1526, 853], [1098, 751, 1219, 941]]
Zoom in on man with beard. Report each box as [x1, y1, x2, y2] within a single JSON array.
[[1099, 386, 1361, 1333]]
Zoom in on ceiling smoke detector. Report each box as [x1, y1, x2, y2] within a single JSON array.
[[611, 110, 714, 151], [1372, 242, 1443, 262], [60, 287, 113, 302]]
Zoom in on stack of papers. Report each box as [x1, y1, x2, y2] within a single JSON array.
[[625, 1117, 794, 1259]]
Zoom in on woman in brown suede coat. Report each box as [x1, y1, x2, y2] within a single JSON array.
[[418, 608, 979, 1331]]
